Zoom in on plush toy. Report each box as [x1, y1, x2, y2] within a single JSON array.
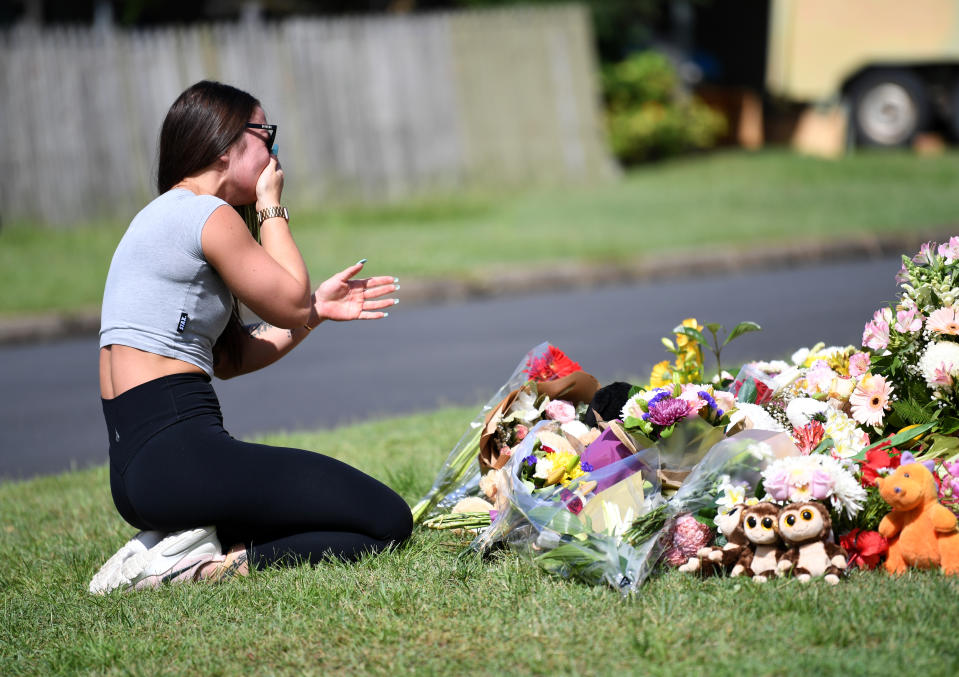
[[877, 455, 959, 576], [730, 502, 784, 582], [678, 503, 749, 576], [775, 501, 847, 584]]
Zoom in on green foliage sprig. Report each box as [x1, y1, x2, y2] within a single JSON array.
[[673, 321, 761, 382]]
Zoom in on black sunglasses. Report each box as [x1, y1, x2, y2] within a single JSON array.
[[245, 123, 277, 151]]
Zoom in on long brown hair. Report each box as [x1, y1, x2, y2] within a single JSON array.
[[156, 80, 261, 371]]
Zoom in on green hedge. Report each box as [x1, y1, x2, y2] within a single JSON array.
[[603, 51, 727, 164]]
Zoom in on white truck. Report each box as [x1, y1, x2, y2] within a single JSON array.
[[767, 0, 959, 147]]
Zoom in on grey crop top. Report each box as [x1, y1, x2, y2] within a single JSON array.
[[99, 188, 233, 376]]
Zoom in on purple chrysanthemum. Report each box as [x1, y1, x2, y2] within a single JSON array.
[[647, 397, 692, 427], [642, 389, 672, 422], [523, 454, 537, 467], [580, 461, 594, 472]]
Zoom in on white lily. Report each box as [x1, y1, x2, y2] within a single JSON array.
[[601, 501, 636, 543]]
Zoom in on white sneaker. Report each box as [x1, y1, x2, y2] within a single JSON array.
[[121, 526, 222, 590], [88, 530, 165, 595]]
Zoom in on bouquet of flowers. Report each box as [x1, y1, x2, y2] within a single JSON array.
[[416, 240, 959, 591], [412, 343, 599, 523], [862, 238, 959, 442], [471, 417, 662, 591]]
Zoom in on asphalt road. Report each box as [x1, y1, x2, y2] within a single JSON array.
[[0, 254, 903, 481]]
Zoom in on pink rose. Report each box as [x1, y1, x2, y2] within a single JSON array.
[[809, 469, 834, 500], [514, 424, 529, 441], [544, 399, 576, 423], [713, 389, 736, 413], [764, 471, 789, 501]]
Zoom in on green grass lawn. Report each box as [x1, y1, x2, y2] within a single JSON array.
[[3, 406, 958, 675], [3, 149, 959, 316]]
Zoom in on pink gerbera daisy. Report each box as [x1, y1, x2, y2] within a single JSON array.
[[927, 307, 959, 336], [849, 374, 894, 427]]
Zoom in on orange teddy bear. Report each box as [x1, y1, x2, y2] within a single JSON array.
[[876, 454, 959, 576]]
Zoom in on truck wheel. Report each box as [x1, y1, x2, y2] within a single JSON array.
[[850, 69, 929, 147]]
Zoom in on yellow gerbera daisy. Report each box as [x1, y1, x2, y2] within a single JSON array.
[[649, 360, 673, 388]]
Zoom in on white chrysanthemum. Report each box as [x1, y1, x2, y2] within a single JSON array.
[[791, 347, 811, 366], [823, 409, 869, 459], [620, 389, 665, 420], [620, 393, 644, 421], [726, 402, 786, 433], [761, 454, 866, 518], [533, 457, 554, 480], [785, 397, 829, 429], [828, 456, 868, 517], [919, 341, 959, 389]]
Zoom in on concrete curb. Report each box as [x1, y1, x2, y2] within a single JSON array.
[[2, 229, 953, 345]]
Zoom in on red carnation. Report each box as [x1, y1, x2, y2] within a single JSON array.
[[839, 529, 888, 570], [860, 447, 900, 487], [525, 346, 581, 382]]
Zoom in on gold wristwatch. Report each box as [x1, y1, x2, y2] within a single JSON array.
[[256, 205, 289, 225]]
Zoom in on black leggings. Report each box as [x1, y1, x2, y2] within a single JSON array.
[[102, 373, 413, 569]]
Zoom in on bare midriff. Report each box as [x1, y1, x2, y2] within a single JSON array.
[[99, 345, 206, 399]]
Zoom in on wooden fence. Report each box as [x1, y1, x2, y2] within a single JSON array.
[[0, 5, 616, 225]]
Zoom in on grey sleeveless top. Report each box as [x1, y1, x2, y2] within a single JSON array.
[[99, 188, 233, 376]]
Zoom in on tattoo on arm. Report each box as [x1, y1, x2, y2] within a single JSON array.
[[245, 322, 292, 340], [246, 322, 272, 337]]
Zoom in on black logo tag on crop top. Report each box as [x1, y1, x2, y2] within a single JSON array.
[[177, 313, 189, 333]]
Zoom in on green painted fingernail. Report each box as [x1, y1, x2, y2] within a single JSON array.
[[393, 298, 400, 305], [357, 258, 368, 265], [395, 284, 401, 291], [383, 312, 389, 318], [393, 277, 399, 284]]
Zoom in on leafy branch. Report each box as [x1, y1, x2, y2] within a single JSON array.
[[672, 321, 761, 381]]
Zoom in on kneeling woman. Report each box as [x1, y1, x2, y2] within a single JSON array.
[[90, 81, 412, 592]]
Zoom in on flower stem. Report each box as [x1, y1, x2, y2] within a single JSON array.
[[411, 428, 483, 523]]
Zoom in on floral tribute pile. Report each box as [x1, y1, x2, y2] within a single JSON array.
[[414, 239, 959, 594]]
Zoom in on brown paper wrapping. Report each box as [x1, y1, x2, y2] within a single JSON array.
[[478, 371, 601, 473]]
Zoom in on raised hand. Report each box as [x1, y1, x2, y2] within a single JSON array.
[[255, 155, 284, 210], [310, 260, 398, 324]]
